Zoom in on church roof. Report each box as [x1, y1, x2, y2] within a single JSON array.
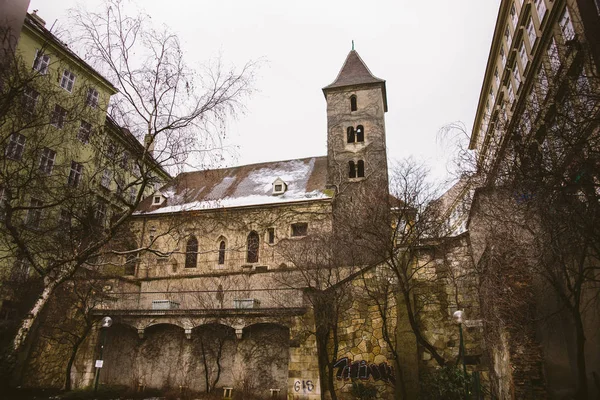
[[323, 50, 385, 90], [136, 157, 330, 215]]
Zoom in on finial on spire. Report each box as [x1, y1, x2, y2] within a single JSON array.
[[352, 40, 354, 51]]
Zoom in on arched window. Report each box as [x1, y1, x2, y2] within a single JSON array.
[[350, 95, 357, 111], [356, 125, 364, 142], [247, 231, 259, 263], [218, 240, 226, 265], [349, 161, 356, 178], [347, 126, 355, 143], [357, 160, 365, 177], [185, 236, 198, 268]]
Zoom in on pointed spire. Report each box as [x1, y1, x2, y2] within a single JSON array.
[[323, 50, 384, 90]]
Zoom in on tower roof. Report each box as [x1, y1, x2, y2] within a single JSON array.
[[323, 50, 385, 89], [323, 50, 387, 111]]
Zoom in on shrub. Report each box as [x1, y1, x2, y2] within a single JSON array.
[[420, 366, 470, 400]]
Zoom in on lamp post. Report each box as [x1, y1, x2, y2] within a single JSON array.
[[93, 316, 112, 393], [453, 310, 468, 399]]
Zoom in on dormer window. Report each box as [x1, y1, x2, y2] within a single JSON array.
[[152, 192, 166, 205], [272, 178, 287, 195]]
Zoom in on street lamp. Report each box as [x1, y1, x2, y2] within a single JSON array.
[[93, 316, 113, 393], [453, 310, 468, 399]]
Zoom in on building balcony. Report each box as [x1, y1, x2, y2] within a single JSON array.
[[92, 288, 308, 318]]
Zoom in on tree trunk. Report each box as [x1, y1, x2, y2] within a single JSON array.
[[574, 312, 588, 400], [1, 277, 61, 386]]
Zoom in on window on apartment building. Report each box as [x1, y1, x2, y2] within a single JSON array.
[[58, 209, 71, 229], [505, 26, 512, 47], [535, 0, 547, 20], [128, 186, 137, 204], [356, 125, 364, 142], [526, 17, 537, 48], [106, 141, 117, 160], [120, 151, 129, 169], [32, 50, 50, 75], [267, 228, 275, 244], [490, 87, 495, 105], [500, 46, 506, 67], [51, 105, 67, 128], [519, 41, 529, 69], [347, 126, 355, 143], [507, 81, 515, 104], [521, 112, 532, 135], [68, 161, 83, 187], [218, 240, 226, 265], [94, 198, 107, 225], [350, 95, 357, 111], [78, 120, 92, 143], [26, 198, 43, 228], [6, 133, 26, 160], [547, 37, 560, 74], [513, 62, 522, 89], [510, 3, 518, 27], [246, 231, 259, 263], [291, 223, 308, 237], [86, 87, 99, 108], [39, 147, 56, 175], [60, 69, 76, 92], [22, 87, 39, 115], [494, 68, 500, 87], [101, 169, 112, 189], [184, 236, 198, 268], [357, 159, 365, 177], [560, 7, 575, 41]]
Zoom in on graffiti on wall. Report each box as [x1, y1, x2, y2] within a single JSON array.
[[333, 357, 395, 385]]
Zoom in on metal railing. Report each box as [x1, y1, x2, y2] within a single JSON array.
[[96, 288, 306, 311]]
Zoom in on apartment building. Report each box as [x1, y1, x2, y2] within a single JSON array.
[[470, 0, 599, 182]]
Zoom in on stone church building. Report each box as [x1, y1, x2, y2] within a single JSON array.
[[23, 50, 480, 399]]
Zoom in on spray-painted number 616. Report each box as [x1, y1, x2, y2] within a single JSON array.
[[294, 380, 314, 392]]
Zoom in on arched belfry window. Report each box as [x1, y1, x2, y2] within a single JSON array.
[[349, 161, 356, 178], [218, 240, 226, 265], [247, 231, 259, 263], [185, 236, 198, 268], [350, 95, 357, 112], [357, 160, 365, 177], [356, 125, 364, 142], [347, 127, 355, 143]]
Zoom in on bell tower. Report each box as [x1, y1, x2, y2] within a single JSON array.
[[322, 50, 390, 265]]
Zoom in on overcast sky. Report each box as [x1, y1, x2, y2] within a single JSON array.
[[27, 0, 500, 183]]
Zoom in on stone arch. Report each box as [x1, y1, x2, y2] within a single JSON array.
[[237, 323, 290, 398], [191, 323, 237, 393]]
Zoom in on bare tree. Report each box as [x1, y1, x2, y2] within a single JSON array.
[[0, 0, 255, 386]]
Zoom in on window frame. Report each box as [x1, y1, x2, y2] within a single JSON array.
[[51, 104, 67, 128], [350, 95, 357, 112], [68, 161, 83, 188], [39, 147, 56, 175], [86, 87, 99, 108], [78, 120, 92, 143], [26, 198, 43, 228], [60, 69, 76, 92], [6, 133, 26, 160], [185, 236, 199, 268], [32, 50, 50, 75], [291, 222, 308, 237], [218, 240, 226, 265], [246, 231, 259, 263], [559, 7, 575, 42]]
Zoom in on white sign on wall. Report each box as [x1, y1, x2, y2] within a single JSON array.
[[95, 360, 104, 368]]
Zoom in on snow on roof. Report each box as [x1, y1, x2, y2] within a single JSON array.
[[136, 156, 330, 215]]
